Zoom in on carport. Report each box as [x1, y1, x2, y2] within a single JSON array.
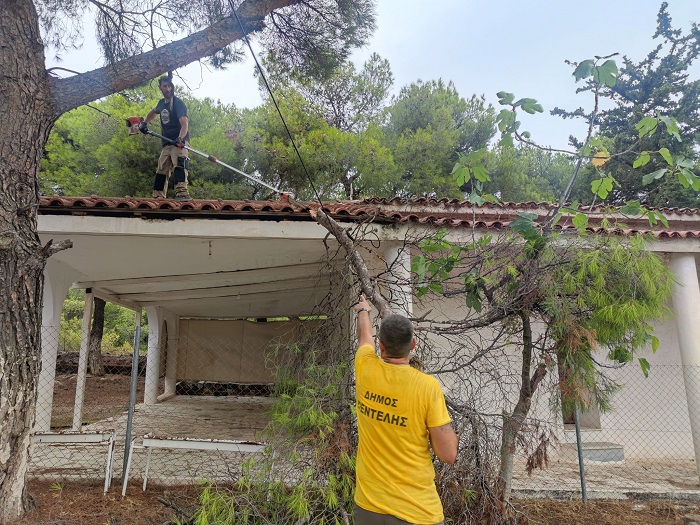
[[35, 195, 420, 432]]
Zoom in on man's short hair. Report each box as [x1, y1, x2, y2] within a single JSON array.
[[379, 314, 414, 358], [158, 76, 174, 88]]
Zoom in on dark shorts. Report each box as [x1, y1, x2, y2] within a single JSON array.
[[354, 504, 444, 525]]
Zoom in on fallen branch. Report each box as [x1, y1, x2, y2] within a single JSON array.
[[310, 208, 392, 318]]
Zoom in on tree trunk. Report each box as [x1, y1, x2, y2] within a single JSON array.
[[0, 0, 345, 519], [88, 298, 106, 376], [0, 0, 67, 520], [495, 311, 547, 502]]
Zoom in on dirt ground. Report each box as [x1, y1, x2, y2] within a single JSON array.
[[13, 480, 700, 525], [13, 480, 200, 525], [13, 373, 700, 524], [50, 372, 145, 429]]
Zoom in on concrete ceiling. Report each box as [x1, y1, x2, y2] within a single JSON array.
[[38, 214, 345, 318]]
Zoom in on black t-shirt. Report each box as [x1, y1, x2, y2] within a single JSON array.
[[155, 96, 190, 145]]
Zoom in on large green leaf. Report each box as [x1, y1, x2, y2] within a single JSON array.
[[658, 147, 673, 166], [510, 212, 540, 241], [633, 151, 651, 168], [620, 201, 643, 216], [635, 117, 658, 138], [638, 357, 651, 378], [594, 59, 618, 87], [411, 255, 426, 277], [496, 91, 515, 105], [472, 165, 490, 183], [496, 109, 514, 132], [452, 165, 469, 187], [591, 176, 614, 199], [573, 60, 594, 81], [659, 115, 681, 142], [572, 213, 588, 229], [468, 191, 485, 206], [651, 336, 660, 353], [641, 168, 667, 186]]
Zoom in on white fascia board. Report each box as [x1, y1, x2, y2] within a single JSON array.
[[38, 215, 329, 240]]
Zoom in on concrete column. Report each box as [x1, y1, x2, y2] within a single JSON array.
[[163, 312, 179, 399], [669, 253, 700, 478], [144, 306, 162, 404], [36, 259, 80, 432], [72, 290, 94, 430], [384, 242, 413, 317]]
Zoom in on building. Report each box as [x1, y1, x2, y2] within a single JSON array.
[[36, 195, 700, 478]]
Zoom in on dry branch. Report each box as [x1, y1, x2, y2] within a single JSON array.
[[310, 208, 392, 318]]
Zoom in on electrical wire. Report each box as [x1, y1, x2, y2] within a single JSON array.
[[228, 0, 325, 207]]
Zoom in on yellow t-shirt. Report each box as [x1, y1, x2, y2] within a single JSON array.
[[354, 344, 451, 525]]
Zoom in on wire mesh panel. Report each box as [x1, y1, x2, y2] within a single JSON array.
[[577, 364, 694, 460], [31, 252, 700, 501], [512, 364, 700, 495], [32, 325, 138, 487]]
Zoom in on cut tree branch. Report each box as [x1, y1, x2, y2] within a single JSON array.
[[310, 208, 392, 318]]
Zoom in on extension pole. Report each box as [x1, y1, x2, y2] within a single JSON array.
[[145, 130, 287, 197]]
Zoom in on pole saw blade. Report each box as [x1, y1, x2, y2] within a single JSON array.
[[125, 116, 144, 135]]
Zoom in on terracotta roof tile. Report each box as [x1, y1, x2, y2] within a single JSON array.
[[38, 195, 700, 239]]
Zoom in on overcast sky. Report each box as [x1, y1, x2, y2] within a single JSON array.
[[47, 0, 699, 150]]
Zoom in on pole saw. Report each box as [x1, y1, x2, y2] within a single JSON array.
[[126, 116, 287, 197]]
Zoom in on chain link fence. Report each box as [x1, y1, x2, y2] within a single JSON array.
[[511, 363, 699, 496], [31, 317, 700, 499], [32, 320, 303, 491]]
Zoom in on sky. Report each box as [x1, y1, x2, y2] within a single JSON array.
[[46, 0, 699, 150]]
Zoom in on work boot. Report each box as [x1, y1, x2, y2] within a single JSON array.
[[174, 182, 191, 201]]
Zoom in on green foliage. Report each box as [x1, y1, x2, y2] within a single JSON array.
[[387, 81, 497, 197], [42, 59, 502, 202], [590, 174, 617, 200], [299, 124, 398, 199], [549, 236, 673, 409], [40, 88, 161, 197], [564, 5, 700, 207], [412, 229, 492, 311], [549, 236, 672, 354], [237, 54, 399, 199], [58, 289, 147, 354], [40, 85, 250, 200], [573, 58, 618, 87], [264, 52, 394, 133], [451, 148, 492, 204], [483, 146, 574, 203], [495, 91, 543, 147], [190, 345, 356, 524], [509, 213, 539, 241]]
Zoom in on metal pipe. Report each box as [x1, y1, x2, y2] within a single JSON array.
[[122, 309, 142, 483], [574, 402, 588, 503]]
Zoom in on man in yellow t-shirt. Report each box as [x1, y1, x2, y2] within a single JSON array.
[[353, 295, 458, 525]]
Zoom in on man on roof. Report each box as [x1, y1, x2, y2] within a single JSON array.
[[140, 75, 192, 201]]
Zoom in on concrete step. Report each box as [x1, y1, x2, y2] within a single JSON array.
[[558, 441, 625, 462]]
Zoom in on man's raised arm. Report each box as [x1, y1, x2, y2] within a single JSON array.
[[353, 295, 374, 348]]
